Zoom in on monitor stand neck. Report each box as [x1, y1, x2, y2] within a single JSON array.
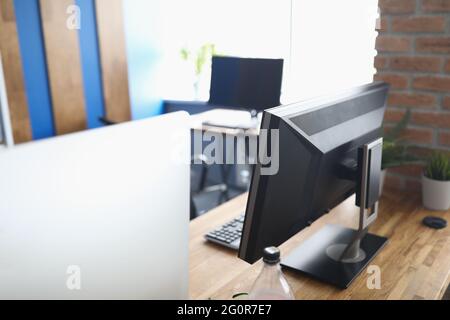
[[331, 139, 381, 263], [281, 138, 388, 288]]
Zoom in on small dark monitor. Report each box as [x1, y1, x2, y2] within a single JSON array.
[[238, 82, 390, 288], [209, 56, 283, 111]]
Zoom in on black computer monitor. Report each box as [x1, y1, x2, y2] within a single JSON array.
[[238, 82, 390, 288], [209, 56, 283, 111]]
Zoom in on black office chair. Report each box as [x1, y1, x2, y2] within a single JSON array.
[[190, 154, 229, 220]]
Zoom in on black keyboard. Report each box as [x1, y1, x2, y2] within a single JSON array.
[[205, 214, 244, 250]]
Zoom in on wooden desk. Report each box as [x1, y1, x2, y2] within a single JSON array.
[[190, 109, 259, 136], [189, 191, 450, 300]]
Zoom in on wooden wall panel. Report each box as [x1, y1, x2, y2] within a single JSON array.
[[40, 0, 87, 135], [0, 0, 32, 143], [95, 0, 131, 122]]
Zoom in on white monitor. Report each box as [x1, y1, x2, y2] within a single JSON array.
[[0, 112, 190, 299]]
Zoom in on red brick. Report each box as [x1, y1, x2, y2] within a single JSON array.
[[376, 36, 412, 52], [422, 0, 450, 12], [400, 127, 434, 144], [413, 76, 450, 92], [387, 92, 437, 108], [407, 146, 435, 159], [439, 131, 450, 147], [383, 125, 391, 135], [411, 111, 450, 128], [379, 0, 416, 14], [389, 56, 441, 72], [384, 109, 407, 122], [391, 16, 446, 33], [374, 73, 409, 89], [376, 18, 389, 32], [416, 37, 450, 54], [374, 56, 388, 70], [445, 60, 450, 73], [444, 96, 450, 110], [385, 125, 434, 144], [391, 165, 424, 178]]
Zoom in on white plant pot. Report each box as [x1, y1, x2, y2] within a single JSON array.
[[379, 169, 386, 195], [422, 175, 450, 211]]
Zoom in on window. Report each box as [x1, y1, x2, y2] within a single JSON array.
[[160, 0, 378, 104], [287, 0, 379, 102], [160, 0, 290, 101]]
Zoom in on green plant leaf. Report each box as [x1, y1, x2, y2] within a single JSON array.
[[383, 109, 411, 142], [380, 109, 425, 170], [424, 152, 450, 181], [180, 48, 190, 61], [195, 43, 216, 76]]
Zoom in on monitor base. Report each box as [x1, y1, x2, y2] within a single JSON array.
[[281, 224, 388, 289]]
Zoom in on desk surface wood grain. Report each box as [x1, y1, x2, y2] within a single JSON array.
[[189, 191, 450, 300]]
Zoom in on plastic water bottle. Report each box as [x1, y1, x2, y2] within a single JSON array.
[[248, 247, 295, 300]]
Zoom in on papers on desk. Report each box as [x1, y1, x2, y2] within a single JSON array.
[[191, 109, 261, 130]]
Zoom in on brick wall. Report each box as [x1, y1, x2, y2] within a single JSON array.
[[374, 0, 450, 191]]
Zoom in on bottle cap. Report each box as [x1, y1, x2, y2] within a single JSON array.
[[263, 246, 280, 264]]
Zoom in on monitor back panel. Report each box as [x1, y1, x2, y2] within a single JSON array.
[[239, 82, 388, 263]]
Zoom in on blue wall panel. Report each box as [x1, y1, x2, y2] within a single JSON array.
[[14, 0, 55, 140], [123, 0, 163, 119], [14, 0, 163, 139], [77, 0, 105, 129]]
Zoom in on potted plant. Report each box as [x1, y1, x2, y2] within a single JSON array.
[[422, 152, 450, 211], [380, 109, 419, 193], [180, 43, 217, 100]]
